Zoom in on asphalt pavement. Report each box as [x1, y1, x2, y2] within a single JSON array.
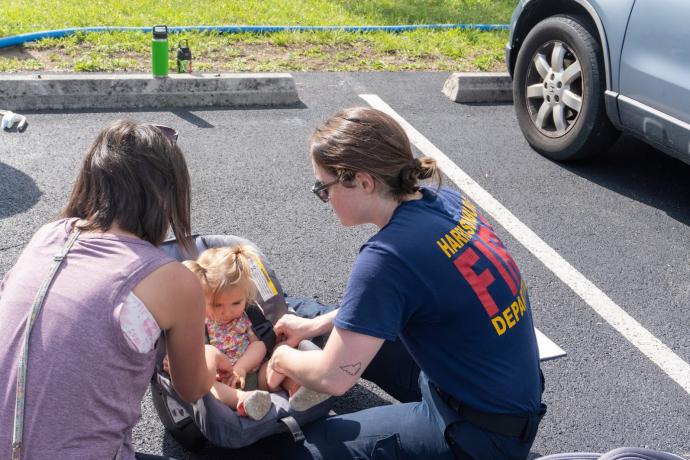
[[1, 72, 689, 459]]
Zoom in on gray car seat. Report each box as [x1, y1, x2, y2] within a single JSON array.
[[150, 235, 333, 451]]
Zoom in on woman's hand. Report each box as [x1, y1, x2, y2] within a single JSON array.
[[162, 354, 171, 374], [216, 366, 233, 385], [205, 345, 234, 383], [266, 343, 290, 388], [230, 367, 247, 389], [273, 314, 319, 347]]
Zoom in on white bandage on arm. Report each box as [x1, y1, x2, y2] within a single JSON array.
[[118, 292, 162, 353]]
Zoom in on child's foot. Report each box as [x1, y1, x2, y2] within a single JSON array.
[[289, 340, 331, 412], [237, 390, 272, 421]]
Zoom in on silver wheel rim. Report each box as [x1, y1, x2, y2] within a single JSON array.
[[525, 40, 583, 138]]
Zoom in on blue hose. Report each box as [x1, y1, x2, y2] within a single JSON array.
[[0, 24, 509, 49]]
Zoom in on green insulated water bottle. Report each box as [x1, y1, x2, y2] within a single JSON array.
[[151, 25, 169, 77]]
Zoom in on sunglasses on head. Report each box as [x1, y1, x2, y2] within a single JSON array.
[[151, 124, 179, 146], [311, 178, 340, 203]]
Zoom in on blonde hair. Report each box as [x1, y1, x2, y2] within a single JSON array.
[[183, 245, 259, 305]]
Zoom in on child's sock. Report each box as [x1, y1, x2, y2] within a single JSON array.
[[289, 386, 332, 412], [237, 390, 272, 421]]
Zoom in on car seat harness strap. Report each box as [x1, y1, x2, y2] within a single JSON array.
[[246, 303, 277, 353], [279, 415, 305, 443]]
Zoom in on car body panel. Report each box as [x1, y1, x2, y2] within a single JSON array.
[[618, 0, 690, 160], [618, 95, 690, 163], [619, 0, 690, 122]]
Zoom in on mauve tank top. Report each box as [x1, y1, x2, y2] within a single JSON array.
[[0, 218, 175, 460]]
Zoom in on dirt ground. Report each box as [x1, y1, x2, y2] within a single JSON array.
[[0, 42, 507, 73]]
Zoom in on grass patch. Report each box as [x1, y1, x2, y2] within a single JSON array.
[[0, 57, 44, 72], [1, 0, 514, 72], [2, 0, 516, 32], [72, 53, 139, 72]]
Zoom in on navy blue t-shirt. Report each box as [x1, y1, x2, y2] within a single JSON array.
[[334, 187, 542, 414]]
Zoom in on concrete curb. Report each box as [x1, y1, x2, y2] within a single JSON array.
[[0, 73, 300, 111], [442, 72, 513, 103]]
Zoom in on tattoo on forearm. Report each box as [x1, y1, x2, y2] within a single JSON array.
[[340, 362, 362, 376]]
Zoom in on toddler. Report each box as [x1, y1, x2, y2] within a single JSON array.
[[183, 245, 328, 420]]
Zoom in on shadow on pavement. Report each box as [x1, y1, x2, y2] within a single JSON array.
[[172, 110, 215, 129], [559, 134, 690, 226], [0, 162, 41, 219]]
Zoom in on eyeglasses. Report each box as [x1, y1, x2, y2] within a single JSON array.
[[151, 124, 179, 146], [311, 178, 340, 203]]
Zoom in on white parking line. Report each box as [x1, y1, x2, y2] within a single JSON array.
[[360, 93, 690, 395]]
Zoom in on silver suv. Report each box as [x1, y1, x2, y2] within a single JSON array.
[[506, 0, 690, 164]]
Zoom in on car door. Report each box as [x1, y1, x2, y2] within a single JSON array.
[[618, 0, 690, 162]]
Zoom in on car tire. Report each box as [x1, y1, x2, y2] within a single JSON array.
[[513, 15, 618, 161]]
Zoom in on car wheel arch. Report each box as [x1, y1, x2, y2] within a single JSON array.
[[509, 0, 611, 92]]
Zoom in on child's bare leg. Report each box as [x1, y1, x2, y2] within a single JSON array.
[[258, 360, 285, 392], [212, 381, 273, 421], [281, 377, 301, 397], [210, 381, 240, 409], [257, 342, 331, 412], [287, 341, 332, 411]]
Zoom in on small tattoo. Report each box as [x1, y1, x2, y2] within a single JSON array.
[[340, 362, 362, 376]]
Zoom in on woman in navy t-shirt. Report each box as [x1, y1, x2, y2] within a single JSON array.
[[267, 107, 546, 460]]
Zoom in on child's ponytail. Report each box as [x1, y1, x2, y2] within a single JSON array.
[[225, 245, 259, 304]]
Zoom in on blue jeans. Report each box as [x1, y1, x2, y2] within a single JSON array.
[[267, 372, 454, 460], [261, 370, 541, 460]]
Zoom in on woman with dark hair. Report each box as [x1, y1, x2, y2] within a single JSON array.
[[0, 120, 227, 460], [267, 107, 546, 459]]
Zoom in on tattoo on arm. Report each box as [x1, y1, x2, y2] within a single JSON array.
[[340, 362, 362, 376]]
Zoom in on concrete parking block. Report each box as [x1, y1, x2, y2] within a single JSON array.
[[0, 73, 300, 111], [442, 72, 513, 103]]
